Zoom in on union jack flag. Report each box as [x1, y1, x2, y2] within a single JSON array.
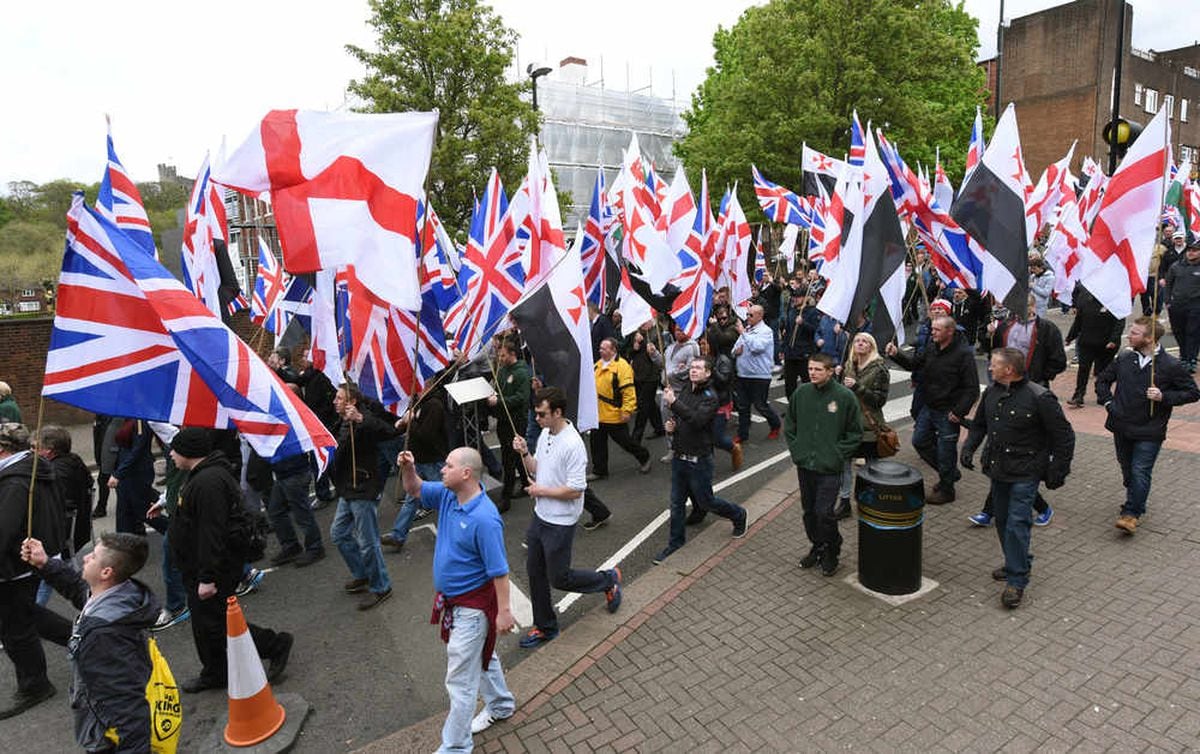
[[848, 110, 867, 167], [344, 266, 420, 409], [453, 168, 522, 357], [251, 235, 286, 330], [267, 275, 313, 336], [669, 170, 718, 339], [581, 168, 609, 307], [962, 105, 985, 191], [96, 121, 156, 259], [751, 165, 812, 226], [47, 194, 336, 472], [417, 199, 461, 317]]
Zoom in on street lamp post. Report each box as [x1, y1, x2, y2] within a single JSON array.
[[527, 63, 552, 112]]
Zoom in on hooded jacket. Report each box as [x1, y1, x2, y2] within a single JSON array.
[[40, 559, 160, 754], [0, 451, 66, 581]]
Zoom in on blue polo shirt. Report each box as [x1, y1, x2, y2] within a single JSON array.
[[420, 481, 509, 597]]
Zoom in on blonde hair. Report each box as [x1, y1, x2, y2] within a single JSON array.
[[849, 333, 883, 371], [0, 381, 10, 399]]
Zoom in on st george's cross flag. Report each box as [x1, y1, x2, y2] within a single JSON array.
[[1080, 106, 1170, 318], [214, 109, 437, 312], [46, 194, 336, 472]]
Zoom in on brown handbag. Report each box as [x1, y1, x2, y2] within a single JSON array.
[[862, 405, 900, 458]]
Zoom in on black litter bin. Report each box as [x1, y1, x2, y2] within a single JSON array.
[[855, 460, 925, 595]]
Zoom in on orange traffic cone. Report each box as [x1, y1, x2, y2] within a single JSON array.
[[223, 596, 286, 747]]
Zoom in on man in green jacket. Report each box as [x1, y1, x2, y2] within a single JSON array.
[[488, 338, 531, 512], [783, 353, 863, 576]]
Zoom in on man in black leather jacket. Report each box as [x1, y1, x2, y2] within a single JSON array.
[[961, 348, 1074, 609]]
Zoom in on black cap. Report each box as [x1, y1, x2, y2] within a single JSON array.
[[171, 427, 212, 458]]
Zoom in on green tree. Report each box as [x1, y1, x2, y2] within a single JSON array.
[[347, 0, 539, 232], [676, 0, 987, 219]]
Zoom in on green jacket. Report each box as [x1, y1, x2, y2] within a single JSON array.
[[0, 396, 20, 424], [783, 379, 864, 474], [495, 359, 531, 416]]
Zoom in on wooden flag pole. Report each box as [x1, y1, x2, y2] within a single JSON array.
[[26, 395, 46, 539], [1150, 109, 1172, 418]]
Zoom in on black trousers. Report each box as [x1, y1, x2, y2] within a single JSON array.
[[589, 422, 649, 476], [631, 381, 663, 442], [1073, 344, 1116, 401], [583, 488, 611, 521], [782, 357, 811, 399], [0, 577, 49, 693], [496, 417, 529, 500], [796, 468, 842, 558], [186, 579, 283, 684], [525, 516, 614, 632]]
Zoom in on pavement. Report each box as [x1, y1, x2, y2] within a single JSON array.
[[360, 368, 1200, 753]]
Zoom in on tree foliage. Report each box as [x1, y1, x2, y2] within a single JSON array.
[[347, 0, 538, 234], [676, 0, 987, 218]]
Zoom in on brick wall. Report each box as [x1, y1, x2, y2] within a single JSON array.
[[0, 311, 276, 428]]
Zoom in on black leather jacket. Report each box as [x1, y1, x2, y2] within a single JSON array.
[[963, 379, 1074, 485], [667, 379, 719, 457]]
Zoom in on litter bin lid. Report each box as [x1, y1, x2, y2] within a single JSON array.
[[857, 459, 923, 486]]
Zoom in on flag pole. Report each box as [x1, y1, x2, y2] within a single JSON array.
[[1150, 106, 1171, 417], [26, 395, 46, 539]]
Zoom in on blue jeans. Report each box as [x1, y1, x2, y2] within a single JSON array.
[[910, 407, 961, 490], [331, 498, 391, 595], [1113, 435, 1162, 518], [667, 455, 744, 551], [390, 461, 443, 543], [268, 470, 324, 554], [161, 534, 187, 612], [439, 606, 515, 753], [736, 376, 781, 441], [713, 409, 734, 452], [991, 479, 1038, 589]]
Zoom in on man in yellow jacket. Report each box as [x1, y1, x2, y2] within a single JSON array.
[[588, 337, 652, 480]]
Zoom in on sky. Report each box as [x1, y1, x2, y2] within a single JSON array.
[[1, 0, 1195, 189]]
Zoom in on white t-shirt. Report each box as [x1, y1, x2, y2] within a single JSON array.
[[532, 420, 588, 526]]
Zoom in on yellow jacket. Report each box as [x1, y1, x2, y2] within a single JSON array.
[[594, 357, 637, 424]]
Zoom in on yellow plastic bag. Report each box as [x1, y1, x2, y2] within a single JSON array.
[[105, 636, 183, 754]]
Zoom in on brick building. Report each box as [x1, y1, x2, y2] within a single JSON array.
[[982, 0, 1199, 176]]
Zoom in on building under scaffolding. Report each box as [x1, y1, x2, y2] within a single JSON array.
[[537, 57, 687, 228]]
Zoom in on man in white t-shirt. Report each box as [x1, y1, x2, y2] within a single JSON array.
[[512, 387, 623, 650]]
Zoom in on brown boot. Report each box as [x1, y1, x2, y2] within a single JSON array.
[[927, 486, 956, 505], [731, 441, 744, 472], [1115, 515, 1138, 534]]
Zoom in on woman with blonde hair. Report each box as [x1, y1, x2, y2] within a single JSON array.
[[835, 332, 892, 518]]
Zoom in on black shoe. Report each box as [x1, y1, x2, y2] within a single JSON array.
[[0, 683, 56, 720], [820, 554, 839, 577], [344, 578, 369, 594], [358, 588, 393, 611], [294, 549, 325, 567], [266, 632, 294, 683], [1001, 585, 1024, 609], [581, 514, 611, 531], [731, 509, 748, 538], [652, 547, 676, 565], [91, 507, 107, 519], [380, 533, 405, 552], [991, 567, 1008, 581], [684, 510, 707, 526], [180, 676, 225, 694], [269, 546, 302, 567], [799, 548, 822, 569], [833, 496, 852, 520]]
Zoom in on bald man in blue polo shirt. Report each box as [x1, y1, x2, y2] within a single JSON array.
[[398, 446, 516, 752]]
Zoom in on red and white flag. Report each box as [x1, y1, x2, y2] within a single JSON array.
[[1081, 106, 1170, 318], [214, 109, 437, 312], [1043, 189, 1088, 306]]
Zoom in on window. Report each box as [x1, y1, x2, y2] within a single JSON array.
[[1165, 94, 1175, 118], [1145, 88, 1159, 113], [1183, 99, 1190, 123], [21, 288, 34, 297], [1134, 83, 1144, 105], [17, 301, 40, 313], [1182, 145, 1197, 166]]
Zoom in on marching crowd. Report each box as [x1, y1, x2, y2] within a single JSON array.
[[1, 226, 1199, 752]]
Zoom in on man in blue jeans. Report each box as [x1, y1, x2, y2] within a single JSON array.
[[655, 357, 748, 564], [732, 305, 781, 442], [330, 383, 398, 611], [397, 447, 516, 752], [961, 348, 1074, 609], [1095, 317, 1199, 534], [886, 315, 980, 503]]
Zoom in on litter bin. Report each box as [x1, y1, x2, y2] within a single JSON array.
[[855, 460, 925, 595]]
